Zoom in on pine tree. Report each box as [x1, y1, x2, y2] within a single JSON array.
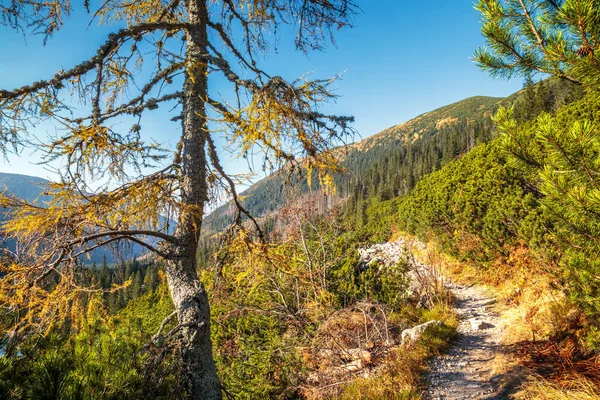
[[143, 266, 159, 293], [99, 264, 111, 290], [475, 0, 600, 322], [474, 0, 600, 87], [130, 271, 143, 299]]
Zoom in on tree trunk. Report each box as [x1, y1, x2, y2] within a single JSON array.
[[165, 261, 220, 400], [164, 0, 222, 398]]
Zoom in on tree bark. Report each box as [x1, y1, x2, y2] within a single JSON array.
[[164, 0, 222, 398], [165, 261, 220, 399]]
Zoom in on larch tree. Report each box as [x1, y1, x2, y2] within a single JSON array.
[[475, 0, 600, 323], [0, 0, 357, 398]]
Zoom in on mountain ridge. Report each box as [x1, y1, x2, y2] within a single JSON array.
[[201, 93, 511, 237], [352, 95, 503, 151], [202, 78, 582, 238]]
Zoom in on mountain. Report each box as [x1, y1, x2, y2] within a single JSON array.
[[202, 95, 504, 236], [0, 173, 142, 265], [0, 79, 581, 254], [348, 95, 501, 151], [0, 173, 52, 203], [2, 91, 505, 256], [202, 78, 582, 238]]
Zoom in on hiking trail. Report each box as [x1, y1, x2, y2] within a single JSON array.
[[424, 283, 504, 399]]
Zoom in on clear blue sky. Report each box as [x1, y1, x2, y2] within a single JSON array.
[[0, 0, 522, 181]]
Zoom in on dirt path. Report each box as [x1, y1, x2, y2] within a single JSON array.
[[424, 283, 505, 400]]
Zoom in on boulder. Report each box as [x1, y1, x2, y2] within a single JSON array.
[[339, 358, 364, 372], [401, 320, 442, 346], [345, 348, 371, 363]]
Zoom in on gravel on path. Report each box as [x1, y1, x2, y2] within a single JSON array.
[[424, 284, 504, 400]]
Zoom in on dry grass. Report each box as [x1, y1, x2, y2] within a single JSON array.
[[506, 340, 600, 399], [514, 376, 600, 400], [417, 241, 563, 346], [313, 303, 397, 351], [335, 349, 422, 400]]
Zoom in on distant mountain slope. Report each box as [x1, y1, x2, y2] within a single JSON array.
[[202, 78, 582, 237], [351, 95, 501, 153], [0, 173, 142, 265], [202, 95, 505, 236], [0, 173, 52, 203]]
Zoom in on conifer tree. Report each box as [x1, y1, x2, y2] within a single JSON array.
[[475, 0, 600, 321], [0, 1, 357, 398], [143, 265, 159, 293], [475, 0, 600, 87]]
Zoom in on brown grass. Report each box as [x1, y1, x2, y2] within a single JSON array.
[[513, 340, 600, 387], [514, 376, 600, 400], [511, 348, 600, 400], [335, 349, 422, 400]]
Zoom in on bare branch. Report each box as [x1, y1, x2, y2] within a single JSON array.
[[206, 133, 265, 241], [0, 22, 188, 101]]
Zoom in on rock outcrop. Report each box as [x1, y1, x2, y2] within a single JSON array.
[[401, 320, 443, 346], [357, 239, 412, 269], [357, 238, 443, 307]]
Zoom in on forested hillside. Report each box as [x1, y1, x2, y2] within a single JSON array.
[[204, 78, 581, 240], [0, 173, 52, 203], [203, 95, 502, 236], [413, 90, 600, 319]]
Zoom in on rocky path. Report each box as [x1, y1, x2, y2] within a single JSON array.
[[424, 283, 504, 400]]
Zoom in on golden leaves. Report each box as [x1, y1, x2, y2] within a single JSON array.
[[204, 223, 338, 326], [214, 74, 348, 194], [0, 172, 177, 286], [0, 261, 76, 335], [104, 59, 133, 108], [96, 0, 184, 27], [0, 257, 131, 337]]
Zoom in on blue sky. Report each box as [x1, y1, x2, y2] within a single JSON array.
[[0, 1, 522, 181]]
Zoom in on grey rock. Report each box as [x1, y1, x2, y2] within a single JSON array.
[[401, 320, 442, 346], [468, 318, 495, 331]]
